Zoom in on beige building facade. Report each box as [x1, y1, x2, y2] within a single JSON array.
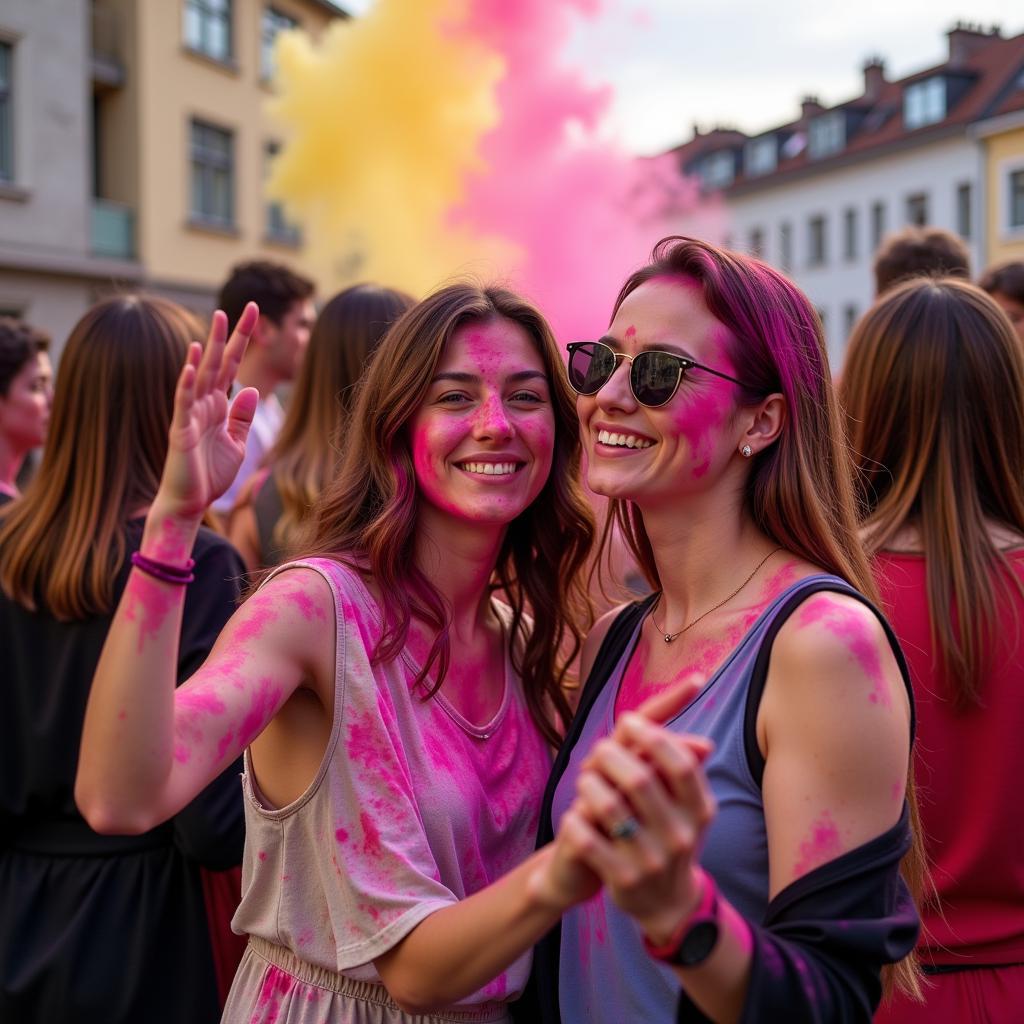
[[974, 111, 1024, 269], [0, 0, 343, 359]]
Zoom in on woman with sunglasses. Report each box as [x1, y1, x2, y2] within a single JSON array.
[[524, 237, 923, 1023], [75, 284, 610, 1023], [842, 278, 1024, 1024]]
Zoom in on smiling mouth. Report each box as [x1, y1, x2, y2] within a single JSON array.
[[596, 429, 654, 450], [456, 461, 525, 477]]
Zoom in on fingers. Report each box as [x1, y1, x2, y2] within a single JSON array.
[[195, 311, 228, 398], [631, 673, 706, 728], [226, 387, 260, 446], [217, 302, 259, 393], [172, 343, 203, 431]]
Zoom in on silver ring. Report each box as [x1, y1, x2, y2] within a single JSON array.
[[608, 816, 640, 841]]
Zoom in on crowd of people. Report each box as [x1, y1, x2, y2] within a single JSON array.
[[0, 230, 1021, 1024]]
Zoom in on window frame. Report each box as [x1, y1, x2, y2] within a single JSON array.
[[0, 40, 14, 184], [842, 206, 858, 262], [807, 214, 827, 268], [905, 192, 929, 227], [807, 112, 845, 160], [1002, 158, 1024, 238], [183, 0, 233, 64], [261, 6, 298, 81], [189, 118, 235, 228], [263, 139, 301, 245], [903, 77, 946, 131]]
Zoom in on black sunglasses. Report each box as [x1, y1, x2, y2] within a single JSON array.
[[565, 340, 750, 408]]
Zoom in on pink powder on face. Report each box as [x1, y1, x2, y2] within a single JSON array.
[[793, 811, 843, 878], [798, 598, 891, 708]]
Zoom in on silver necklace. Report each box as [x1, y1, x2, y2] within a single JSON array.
[[652, 548, 782, 643]]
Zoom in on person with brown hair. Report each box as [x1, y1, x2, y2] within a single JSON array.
[[75, 284, 607, 1023], [841, 276, 1024, 1024], [526, 237, 922, 1023], [0, 296, 246, 1023], [0, 317, 52, 500], [979, 259, 1024, 342], [228, 283, 414, 569], [212, 260, 316, 515], [872, 226, 970, 296]]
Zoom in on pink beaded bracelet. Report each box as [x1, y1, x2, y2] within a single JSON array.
[[130, 551, 195, 585]]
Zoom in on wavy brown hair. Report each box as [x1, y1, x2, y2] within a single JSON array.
[[841, 276, 1024, 708], [601, 236, 923, 1001], [267, 284, 414, 557], [0, 296, 196, 619], [297, 283, 595, 746]]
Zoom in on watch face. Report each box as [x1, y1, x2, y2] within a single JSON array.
[[677, 920, 720, 966]]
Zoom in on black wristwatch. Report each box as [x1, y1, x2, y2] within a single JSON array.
[[642, 870, 721, 967]]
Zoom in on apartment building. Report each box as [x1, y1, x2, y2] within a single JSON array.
[[668, 24, 1024, 365], [0, 0, 344, 356], [974, 108, 1024, 266]]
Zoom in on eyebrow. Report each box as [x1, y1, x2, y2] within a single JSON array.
[[431, 370, 549, 385], [597, 334, 695, 360]]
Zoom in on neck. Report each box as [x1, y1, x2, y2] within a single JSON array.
[[639, 486, 775, 628], [237, 354, 283, 399], [413, 508, 506, 640], [0, 435, 26, 495]]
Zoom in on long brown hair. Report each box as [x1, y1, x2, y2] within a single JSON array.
[[603, 237, 923, 1001], [298, 283, 594, 746], [268, 284, 414, 556], [841, 276, 1024, 708], [0, 295, 197, 619]]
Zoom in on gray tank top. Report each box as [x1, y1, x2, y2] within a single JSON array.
[[552, 573, 852, 1024]]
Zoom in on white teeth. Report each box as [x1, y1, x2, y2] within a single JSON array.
[[460, 462, 518, 476], [597, 429, 652, 449]]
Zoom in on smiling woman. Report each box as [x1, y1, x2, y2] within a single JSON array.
[[74, 283, 607, 1024]]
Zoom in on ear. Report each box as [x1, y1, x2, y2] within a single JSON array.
[[738, 392, 786, 456]]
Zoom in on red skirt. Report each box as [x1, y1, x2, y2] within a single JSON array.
[[875, 964, 1024, 1024]]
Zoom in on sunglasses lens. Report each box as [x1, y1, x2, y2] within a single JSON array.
[[568, 343, 616, 395], [632, 352, 681, 406]]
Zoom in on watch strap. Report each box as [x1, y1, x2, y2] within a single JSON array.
[[642, 869, 719, 963]]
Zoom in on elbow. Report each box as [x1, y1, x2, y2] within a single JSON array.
[[379, 975, 451, 1016], [74, 781, 155, 836]]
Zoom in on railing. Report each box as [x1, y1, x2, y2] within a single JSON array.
[[91, 199, 135, 260]]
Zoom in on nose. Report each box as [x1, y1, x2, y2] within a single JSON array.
[[595, 357, 637, 414], [473, 393, 514, 441]]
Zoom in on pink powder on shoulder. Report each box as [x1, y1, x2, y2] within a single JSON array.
[[793, 811, 844, 878]]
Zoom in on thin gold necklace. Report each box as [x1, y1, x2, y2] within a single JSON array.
[[652, 548, 782, 644]]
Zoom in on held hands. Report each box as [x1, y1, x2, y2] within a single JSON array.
[[558, 679, 719, 943], [155, 303, 261, 521]]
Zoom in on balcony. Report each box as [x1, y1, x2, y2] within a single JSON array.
[[91, 6, 125, 89], [91, 199, 135, 260]]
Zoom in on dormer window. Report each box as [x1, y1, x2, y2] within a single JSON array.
[[745, 137, 777, 177], [700, 150, 736, 189], [904, 77, 946, 130], [808, 113, 845, 159]]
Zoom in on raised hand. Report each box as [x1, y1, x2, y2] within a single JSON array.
[[157, 303, 260, 520]]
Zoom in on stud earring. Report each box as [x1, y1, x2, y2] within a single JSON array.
[[741, 444, 753, 458]]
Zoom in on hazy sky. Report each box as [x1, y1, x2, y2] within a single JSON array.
[[334, 2, 1024, 154]]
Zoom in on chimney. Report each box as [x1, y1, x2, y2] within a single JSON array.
[[862, 56, 886, 101], [947, 21, 1001, 66], [800, 95, 824, 122]]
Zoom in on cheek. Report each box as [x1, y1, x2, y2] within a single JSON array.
[[669, 389, 733, 475]]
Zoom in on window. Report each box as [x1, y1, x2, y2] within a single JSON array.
[[843, 304, 859, 338], [807, 215, 827, 267], [748, 227, 764, 259], [808, 113, 845, 160], [1010, 169, 1024, 231], [904, 77, 946, 130], [957, 183, 972, 240], [184, 0, 232, 62], [264, 141, 301, 244], [700, 151, 735, 190], [779, 222, 793, 272], [871, 201, 886, 249], [744, 137, 777, 177], [906, 192, 929, 226], [843, 207, 858, 261], [190, 120, 234, 226], [0, 42, 12, 183], [262, 7, 297, 80]]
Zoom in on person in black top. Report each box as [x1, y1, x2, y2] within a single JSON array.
[[0, 296, 246, 1023]]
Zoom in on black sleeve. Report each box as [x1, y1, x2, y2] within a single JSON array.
[[675, 811, 919, 1023], [169, 533, 248, 870]]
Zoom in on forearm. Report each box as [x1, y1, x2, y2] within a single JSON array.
[[76, 507, 199, 831], [375, 847, 565, 1013]]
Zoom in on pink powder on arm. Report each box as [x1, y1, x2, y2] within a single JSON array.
[[792, 811, 844, 878]]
